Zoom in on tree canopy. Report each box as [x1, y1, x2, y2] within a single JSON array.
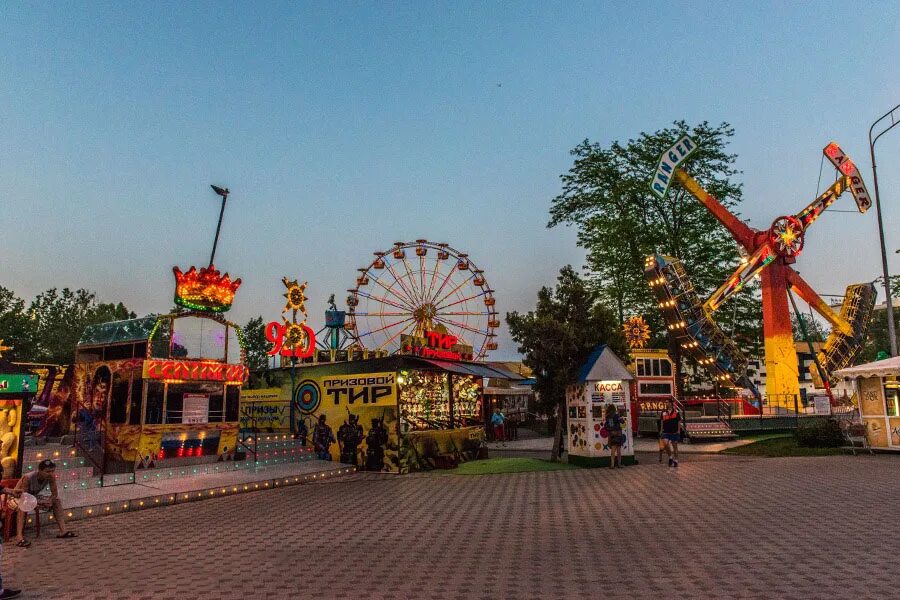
[[507, 266, 624, 459], [243, 316, 270, 371], [0, 285, 135, 364], [548, 120, 762, 378]]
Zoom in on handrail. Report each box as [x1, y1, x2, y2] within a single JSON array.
[[71, 418, 105, 483], [237, 406, 260, 463]]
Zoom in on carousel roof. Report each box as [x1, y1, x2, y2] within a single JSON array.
[[576, 345, 633, 383], [833, 356, 900, 379], [78, 316, 159, 347]]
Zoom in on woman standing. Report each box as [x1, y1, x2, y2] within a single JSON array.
[[604, 404, 625, 468], [661, 398, 681, 468]]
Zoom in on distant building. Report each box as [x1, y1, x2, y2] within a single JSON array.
[[482, 361, 535, 422]]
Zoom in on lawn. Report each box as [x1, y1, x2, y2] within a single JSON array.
[[723, 435, 848, 457], [445, 457, 577, 475]]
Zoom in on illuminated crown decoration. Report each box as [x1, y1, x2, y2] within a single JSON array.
[[173, 265, 242, 313]]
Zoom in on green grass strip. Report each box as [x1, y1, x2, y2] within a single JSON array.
[[445, 457, 577, 475]]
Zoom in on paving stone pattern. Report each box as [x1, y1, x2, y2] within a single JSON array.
[[4, 454, 899, 599]]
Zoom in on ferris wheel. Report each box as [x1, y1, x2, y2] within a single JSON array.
[[345, 240, 499, 359]]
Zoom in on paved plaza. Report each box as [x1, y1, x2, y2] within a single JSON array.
[[3, 453, 898, 599]]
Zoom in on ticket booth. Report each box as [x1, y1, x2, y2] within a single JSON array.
[[566, 345, 636, 467], [834, 356, 900, 450]]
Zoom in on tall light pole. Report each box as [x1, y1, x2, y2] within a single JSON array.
[[870, 104, 900, 356], [209, 184, 230, 267]]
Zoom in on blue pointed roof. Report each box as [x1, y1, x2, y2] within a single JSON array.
[[576, 344, 633, 383]]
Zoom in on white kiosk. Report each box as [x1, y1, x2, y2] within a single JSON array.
[[566, 345, 636, 467]]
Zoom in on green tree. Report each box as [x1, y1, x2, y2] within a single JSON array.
[[548, 121, 761, 388], [791, 311, 828, 343], [243, 316, 270, 371], [0, 286, 37, 361], [28, 288, 135, 364], [859, 308, 899, 363], [507, 266, 625, 461]]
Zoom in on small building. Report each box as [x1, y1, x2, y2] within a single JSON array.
[[566, 345, 635, 467], [481, 361, 535, 431], [834, 357, 900, 450], [269, 355, 522, 472], [37, 312, 248, 474]]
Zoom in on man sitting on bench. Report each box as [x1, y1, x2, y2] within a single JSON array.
[[13, 459, 76, 547]]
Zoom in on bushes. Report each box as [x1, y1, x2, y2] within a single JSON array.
[[794, 418, 845, 448]]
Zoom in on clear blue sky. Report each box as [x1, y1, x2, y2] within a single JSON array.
[[1, 2, 898, 359]]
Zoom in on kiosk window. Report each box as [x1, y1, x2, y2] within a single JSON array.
[[637, 358, 673, 378], [225, 386, 240, 422], [145, 382, 164, 425], [129, 379, 144, 425], [109, 371, 130, 424], [208, 391, 224, 423], [166, 382, 221, 423], [639, 382, 673, 396], [884, 385, 900, 417]]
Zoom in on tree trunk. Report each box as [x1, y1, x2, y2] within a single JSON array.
[[550, 400, 565, 462]]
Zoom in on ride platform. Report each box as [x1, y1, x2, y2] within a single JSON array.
[[15, 442, 356, 530]]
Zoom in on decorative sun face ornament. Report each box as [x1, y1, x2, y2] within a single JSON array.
[[623, 316, 651, 349], [769, 215, 804, 258], [284, 321, 309, 348], [282, 278, 308, 317], [266, 277, 316, 359]]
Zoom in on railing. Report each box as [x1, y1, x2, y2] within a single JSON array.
[[237, 405, 260, 462], [715, 397, 732, 430], [71, 413, 106, 483], [677, 394, 845, 434], [164, 409, 227, 424]]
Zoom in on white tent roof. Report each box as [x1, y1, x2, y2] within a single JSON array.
[[833, 356, 900, 379]]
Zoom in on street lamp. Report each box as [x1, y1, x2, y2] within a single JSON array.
[[869, 103, 900, 356], [209, 184, 230, 267]]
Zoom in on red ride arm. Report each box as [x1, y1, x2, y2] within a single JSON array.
[[784, 267, 852, 336], [675, 169, 756, 250]]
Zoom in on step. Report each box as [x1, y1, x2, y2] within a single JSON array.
[[30, 460, 356, 529], [132, 451, 316, 484], [685, 422, 736, 440]]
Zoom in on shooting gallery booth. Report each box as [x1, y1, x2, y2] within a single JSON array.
[[268, 355, 523, 472]]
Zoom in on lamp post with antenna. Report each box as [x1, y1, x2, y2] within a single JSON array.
[[209, 184, 230, 267], [869, 103, 900, 356]]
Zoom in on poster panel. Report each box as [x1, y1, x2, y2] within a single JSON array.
[[240, 388, 289, 432], [182, 394, 209, 424], [287, 372, 400, 473]]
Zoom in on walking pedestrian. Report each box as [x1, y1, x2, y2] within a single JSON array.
[[661, 398, 681, 468], [491, 407, 506, 446], [604, 404, 625, 468]]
